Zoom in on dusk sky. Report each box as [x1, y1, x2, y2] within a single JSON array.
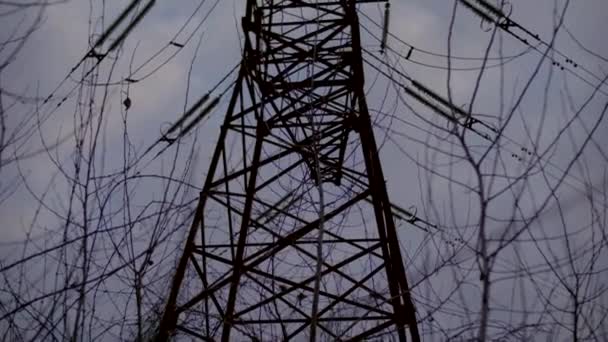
[[1, 0, 608, 340]]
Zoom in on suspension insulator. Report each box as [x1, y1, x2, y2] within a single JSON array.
[[381, 2, 391, 54], [166, 93, 211, 136]]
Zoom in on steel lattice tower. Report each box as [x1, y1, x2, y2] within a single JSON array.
[[156, 0, 420, 340]]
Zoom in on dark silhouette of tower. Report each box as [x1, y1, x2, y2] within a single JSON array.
[[156, 1, 420, 340]]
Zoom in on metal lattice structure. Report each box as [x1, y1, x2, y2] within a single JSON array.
[[156, 0, 420, 340]]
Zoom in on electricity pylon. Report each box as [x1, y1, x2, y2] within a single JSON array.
[[156, 1, 420, 340]]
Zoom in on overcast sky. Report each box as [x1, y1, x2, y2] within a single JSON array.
[[2, 0, 607, 237], [1, 0, 608, 340]]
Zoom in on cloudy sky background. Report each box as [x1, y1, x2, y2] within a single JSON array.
[[1, 0, 608, 340]]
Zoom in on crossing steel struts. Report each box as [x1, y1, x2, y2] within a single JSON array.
[[156, 1, 420, 340]]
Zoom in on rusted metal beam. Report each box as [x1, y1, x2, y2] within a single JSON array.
[[157, 1, 420, 340]]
